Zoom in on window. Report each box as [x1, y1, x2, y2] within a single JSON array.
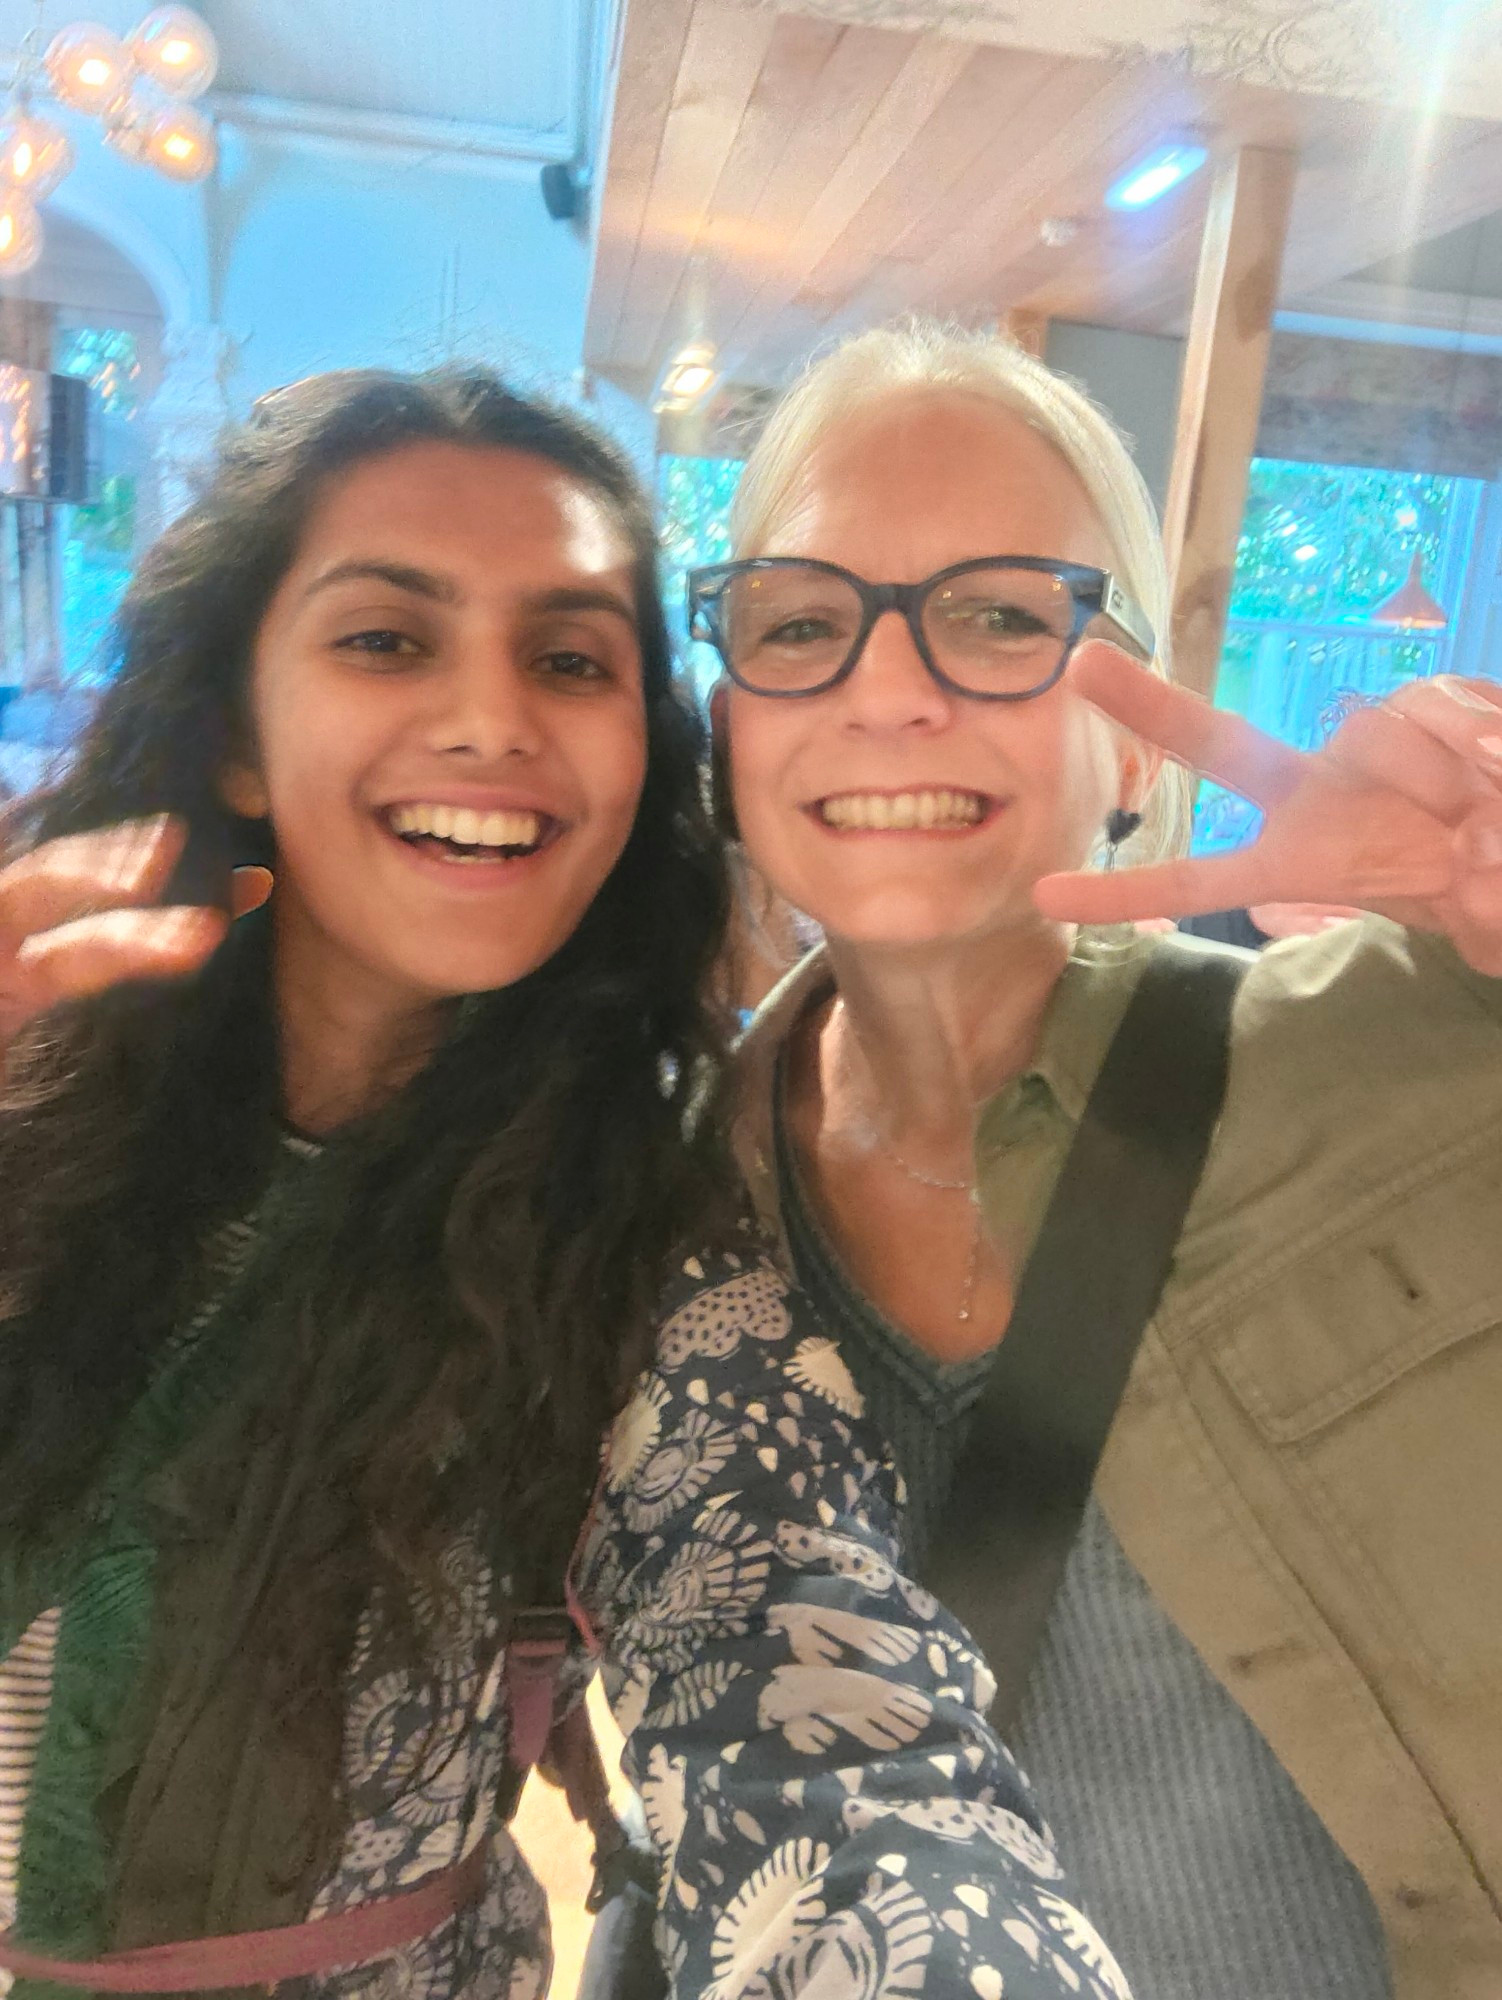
[[55, 325, 144, 688], [1195, 457, 1488, 852], [657, 452, 741, 702]]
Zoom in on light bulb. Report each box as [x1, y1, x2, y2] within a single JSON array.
[[45, 24, 134, 115], [0, 107, 75, 199], [142, 103, 216, 181], [0, 190, 44, 275], [127, 7, 219, 100]]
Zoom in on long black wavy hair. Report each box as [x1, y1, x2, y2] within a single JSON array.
[[0, 366, 734, 1716]]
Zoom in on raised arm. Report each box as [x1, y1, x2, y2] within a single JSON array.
[[581, 1249, 1132, 2000]]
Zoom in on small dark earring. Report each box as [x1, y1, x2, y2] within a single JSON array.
[[1104, 807, 1142, 869]]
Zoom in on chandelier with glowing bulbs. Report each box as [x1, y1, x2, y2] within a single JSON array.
[[0, 4, 219, 277]]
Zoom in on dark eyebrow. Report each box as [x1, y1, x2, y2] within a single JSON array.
[[302, 559, 461, 604], [524, 584, 638, 627]]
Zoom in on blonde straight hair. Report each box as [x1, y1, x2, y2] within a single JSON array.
[[730, 318, 1193, 861]]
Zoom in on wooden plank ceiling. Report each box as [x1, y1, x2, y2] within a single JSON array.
[[585, 0, 1502, 394]]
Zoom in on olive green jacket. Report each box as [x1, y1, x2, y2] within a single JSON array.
[[736, 918, 1502, 2000]]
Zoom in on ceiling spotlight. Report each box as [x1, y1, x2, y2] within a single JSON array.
[[653, 343, 719, 415], [1106, 142, 1209, 212], [127, 5, 219, 100]]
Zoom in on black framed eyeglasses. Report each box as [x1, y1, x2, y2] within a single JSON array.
[[686, 555, 1155, 701]]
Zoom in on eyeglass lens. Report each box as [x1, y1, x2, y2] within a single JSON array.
[[716, 564, 1079, 695]]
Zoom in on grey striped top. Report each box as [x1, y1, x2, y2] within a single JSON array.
[[775, 1083, 1395, 2000]]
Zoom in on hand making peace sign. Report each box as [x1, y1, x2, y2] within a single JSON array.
[[1034, 645, 1502, 976]]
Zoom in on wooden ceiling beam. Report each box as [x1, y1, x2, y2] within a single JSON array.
[[790, 44, 1054, 318], [588, 2, 1502, 388], [584, 0, 697, 370], [723, 31, 978, 365], [1162, 148, 1298, 703], [608, 5, 783, 378], [698, 24, 922, 380]]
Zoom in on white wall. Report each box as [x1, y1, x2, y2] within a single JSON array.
[[209, 130, 593, 405], [1044, 320, 1185, 515]]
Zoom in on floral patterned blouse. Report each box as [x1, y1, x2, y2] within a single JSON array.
[[296, 1246, 1134, 2000]]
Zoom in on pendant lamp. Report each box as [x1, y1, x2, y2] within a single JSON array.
[[1371, 550, 1448, 631]]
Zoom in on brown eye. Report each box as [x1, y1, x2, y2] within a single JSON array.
[[537, 649, 611, 684], [336, 628, 424, 660]]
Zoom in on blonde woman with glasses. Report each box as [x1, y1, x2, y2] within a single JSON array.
[[705, 319, 1502, 2000]]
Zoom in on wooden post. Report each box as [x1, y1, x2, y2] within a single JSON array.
[[1162, 148, 1297, 701]]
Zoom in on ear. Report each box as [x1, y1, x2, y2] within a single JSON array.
[[219, 759, 270, 821], [1115, 740, 1161, 814]]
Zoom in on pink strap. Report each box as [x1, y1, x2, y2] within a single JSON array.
[[506, 1630, 569, 1771], [0, 1534, 608, 1993], [0, 1840, 487, 1992]]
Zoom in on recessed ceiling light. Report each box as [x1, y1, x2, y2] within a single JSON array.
[[653, 344, 719, 415], [1106, 142, 1209, 211]]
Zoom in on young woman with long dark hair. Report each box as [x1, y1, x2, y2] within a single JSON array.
[[0, 366, 1131, 2000]]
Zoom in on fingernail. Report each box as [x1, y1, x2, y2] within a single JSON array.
[[1437, 677, 1502, 711], [1469, 821, 1502, 869], [1477, 735, 1502, 776]]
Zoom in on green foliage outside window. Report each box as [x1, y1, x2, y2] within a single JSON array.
[[658, 453, 742, 701], [1195, 456, 1486, 853], [55, 326, 142, 686]]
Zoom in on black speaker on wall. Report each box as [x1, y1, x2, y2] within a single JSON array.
[[540, 161, 588, 223], [0, 366, 96, 505], [46, 371, 94, 504]]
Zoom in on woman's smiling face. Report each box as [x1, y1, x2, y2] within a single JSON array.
[[229, 438, 649, 1010], [725, 391, 1134, 950]]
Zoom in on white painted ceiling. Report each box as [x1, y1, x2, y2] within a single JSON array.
[[1, 0, 606, 154]]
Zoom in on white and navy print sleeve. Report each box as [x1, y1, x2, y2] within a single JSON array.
[[581, 1249, 1133, 2000]]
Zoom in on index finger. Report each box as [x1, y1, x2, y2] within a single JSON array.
[[1066, 644, 1307, 810], [1035, 849, 1271, 925]]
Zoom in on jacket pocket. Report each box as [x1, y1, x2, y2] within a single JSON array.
[[1211, 1154, 1502, 1679], [1214, 1153, 1502, 1444]]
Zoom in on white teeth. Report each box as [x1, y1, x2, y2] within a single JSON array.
[[818, 790, 986, 831], [387, 803, 546, 852]]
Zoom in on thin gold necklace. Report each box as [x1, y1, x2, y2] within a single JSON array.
[[871, 1134, 983, 1324], [829, 1003, 985, 1325]]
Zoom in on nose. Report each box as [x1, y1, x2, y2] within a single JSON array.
[[427, 635, 544, 763], [837, 604, 953, 733]]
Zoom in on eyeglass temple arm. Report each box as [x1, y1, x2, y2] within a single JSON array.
[[1097, 575, 1157, 662]]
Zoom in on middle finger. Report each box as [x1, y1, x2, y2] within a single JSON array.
[[1324, 702, 1486, 827]]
